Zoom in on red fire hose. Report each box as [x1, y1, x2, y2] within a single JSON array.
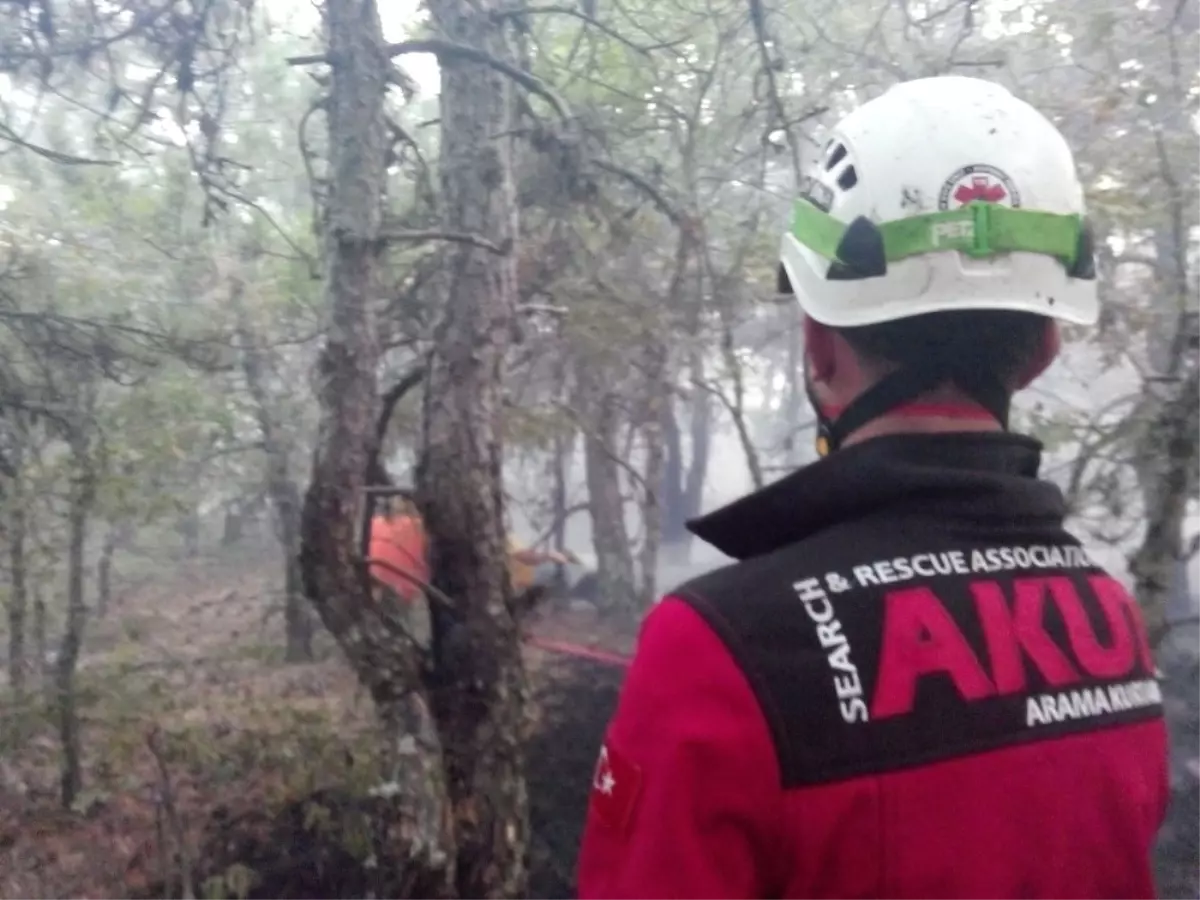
[[524, 635, 632, 668]]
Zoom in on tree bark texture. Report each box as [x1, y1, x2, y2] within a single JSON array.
[[7, 471, 28, 697], [221, 499, 248, 546], [298, 0, 452, 890], [661, 379, 713, 565], [234, 276, 314, 664], [642, 230, 695, 586], [33, 584, 47, 687], [663, 266, 713, 565], [96, 522, 131, 619], [177, 508, 201, 557], [637, 337, 667, 608], [1130, 365, 1198, 645], [579, 366, 636, 615], [1130, 182, 1198, 645], [783, 307, 808, 467], [57, 435, 96, 809], [717, 309, 765, 491], [417, 1, 530, 895], [662, 402, 687, 552]]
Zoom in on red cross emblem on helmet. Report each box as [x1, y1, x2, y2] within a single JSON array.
[[954, 174, 1008, 205], [938, 164, 1021, 209]]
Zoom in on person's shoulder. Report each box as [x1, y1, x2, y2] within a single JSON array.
[[669, 531, 841, 606]]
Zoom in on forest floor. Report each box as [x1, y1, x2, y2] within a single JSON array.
[[0, 543, 632, 899], [2, 542, 1195, 899]]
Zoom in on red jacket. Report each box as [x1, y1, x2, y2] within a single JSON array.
[[577, 434, 1169, 899]]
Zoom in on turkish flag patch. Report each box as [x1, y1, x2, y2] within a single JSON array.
[[589, 740, 643, 832]]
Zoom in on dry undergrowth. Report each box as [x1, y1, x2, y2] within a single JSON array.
[[0, 547, 631, 899]]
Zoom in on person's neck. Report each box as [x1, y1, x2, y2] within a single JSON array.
[[842, 411, 1003, 448], [838, 386, 1005, 449]]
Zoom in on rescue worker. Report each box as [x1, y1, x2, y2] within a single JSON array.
[[366, 502, 581, 606], [577, 76, 1169, 899], [367, 497, 429, 605]]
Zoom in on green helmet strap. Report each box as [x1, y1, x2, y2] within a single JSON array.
[[787, 196, 1097, 455], [789, 197, 1090, 455], [790, 198, 1086, 274]]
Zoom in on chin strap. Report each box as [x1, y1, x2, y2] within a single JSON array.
[[812, 365, 1011, 457]]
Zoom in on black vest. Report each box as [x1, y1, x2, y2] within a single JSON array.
[[673, 433, 1163, 788]]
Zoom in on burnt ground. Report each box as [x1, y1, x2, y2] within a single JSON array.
[[133, 655, 625, 900], [526, 656, 624, 897]]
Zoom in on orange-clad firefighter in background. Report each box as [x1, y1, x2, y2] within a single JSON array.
[[367, 499, 578, 606]]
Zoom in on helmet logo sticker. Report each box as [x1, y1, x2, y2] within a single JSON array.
[[937, 164, 1021, 210]]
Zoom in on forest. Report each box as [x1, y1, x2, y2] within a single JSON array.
[[0, 0, 1196, 897]]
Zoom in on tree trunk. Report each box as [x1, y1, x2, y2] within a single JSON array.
[[716, 312, 765, 490], [657, 232, 703, 570], [299, 0, 452, 890], [33, 584, 47, 687], [234, 280, 315, 664], [271, 465, 315, 665], [96, 522, 131, 618], [1137, 458, 1195, 628], [221, 500, 247, 546], [782, 307, 808, 467], [637, 338, 668, 607], [7, 479, 28, 697], [1130, 155, 1198, 644], [683, 368, 712, 520], [544, 433, 573, 603], [418, 0, 529, 893], [57, 440, 96, 809], [177, 508, 201, 558], [661, 379, 711, 566], [580, 370, 636, 615], [662, 401, 687, 548], [638, 227, 692, 602], [281, 516, 315, 663], [550, 349, 572, 555], [1130, 366, 1198, 644], [550, 429, 571, 553]]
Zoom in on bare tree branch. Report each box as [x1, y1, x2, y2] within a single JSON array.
[[288, 38, 571, 120], [0, 121, 118, 166], [378, 226, 509, 255], [591, 158, 683, 224], [492, 6, 674, 55]]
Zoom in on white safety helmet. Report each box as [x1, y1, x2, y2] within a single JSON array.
[[778, 76, 1099, 329]]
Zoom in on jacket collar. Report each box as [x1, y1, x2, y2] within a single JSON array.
[[687, 432, 1066, 561]]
